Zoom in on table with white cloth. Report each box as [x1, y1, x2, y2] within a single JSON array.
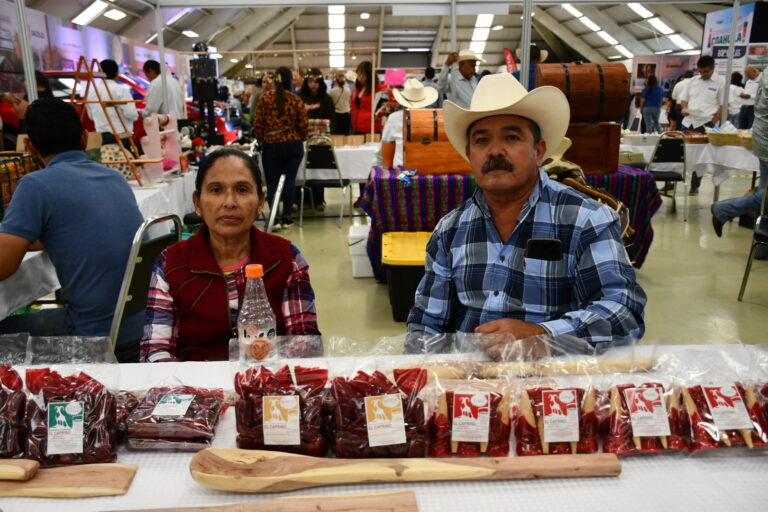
[[299, 143, 378, 183], [621, 142, 760, 200], [0, 251, 60, 321], [130, 170, 198, 220], [3, 344, 767, 512]]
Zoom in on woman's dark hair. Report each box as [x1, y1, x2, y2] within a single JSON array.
[[300, 68, 327, 98], [273, 66, 293, 117], [195, 149, 265, 199], [27, 98, 82, 156], [731, 71, 743, 87], [355, 60, 376, 96], [645, 75, 658, 88], [34, 70, 53, 97]]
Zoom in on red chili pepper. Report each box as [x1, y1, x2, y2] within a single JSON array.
[[0, 365, 25, 458]]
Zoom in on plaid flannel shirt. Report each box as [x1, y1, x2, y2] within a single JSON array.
[[407, 170, 646, 344], [141, 244, 319, 362]]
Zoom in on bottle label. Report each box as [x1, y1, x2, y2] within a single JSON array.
[[624, 387, 671, 437], [542, 389, 580, 443], [152, 394, 195, 417], [47, 401, 85, 455], [242, 326, 276, 360], [451, 391, 491, 443], [263, 395, 301, 445], [364, 394, 406, 447]]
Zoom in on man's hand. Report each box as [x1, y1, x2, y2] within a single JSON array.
[[475, 319, 549, 361], [445, 52, 459, 67]]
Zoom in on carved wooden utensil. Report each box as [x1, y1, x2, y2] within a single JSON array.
[[0, 463, 137, 498], [106, 489, 418, 512], [190, 448, 621, 493], [0, 459, 39, 481]]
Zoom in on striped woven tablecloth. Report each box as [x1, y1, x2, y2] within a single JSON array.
[[359, 165, 661, 282]]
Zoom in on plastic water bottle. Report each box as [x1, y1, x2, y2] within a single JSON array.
[[237, 264, 276, 360]]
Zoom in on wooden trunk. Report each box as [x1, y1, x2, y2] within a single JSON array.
[[536, 63, 630, 124], [564, 123, 620, 175], [403, 109, 471, 175]]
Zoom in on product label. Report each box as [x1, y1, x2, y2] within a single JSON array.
[[242, 325, 276, 361], [624, 387, 671, 437], [46, 401, 85, 455], [262, 395, 301, 445], [152, 394, 195, 417], [542, 389, 580, 443], [451, 391, 491, 443], [703, 385, 753, 430], [364, 394, 406, 447]]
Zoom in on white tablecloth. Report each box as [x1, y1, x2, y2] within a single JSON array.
[[0, 252, 60, 320], [621, 142, 759, 187], [301, 144, 378, 183], [3, 345, 767, 511], [131, 170, 198, 220]]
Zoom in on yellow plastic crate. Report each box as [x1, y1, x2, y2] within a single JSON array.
[[382, 232, 432, 266]]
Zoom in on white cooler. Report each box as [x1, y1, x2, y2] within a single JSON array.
[[348, 225, 374, 278]]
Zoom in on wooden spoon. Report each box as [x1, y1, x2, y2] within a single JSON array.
[[190, 448, 621, 493], [0, 459, 39, 481]]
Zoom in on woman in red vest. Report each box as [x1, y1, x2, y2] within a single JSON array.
[[350, 60, 387, 134], [139, 149, 320, 362]]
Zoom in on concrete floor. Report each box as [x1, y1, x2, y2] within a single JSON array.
[[279, 173, 767, 346]]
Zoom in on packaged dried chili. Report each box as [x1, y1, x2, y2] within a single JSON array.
[[24, 368, 117, 466], [330, 368, 427, 458], [235, 365, 328, 456], [125, 386, 224, 450], [0, 364, 25, 458], [428, 377, 512, 457], [116, 391, 140, 437]]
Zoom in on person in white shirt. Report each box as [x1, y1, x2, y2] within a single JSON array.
[[328, 71, 351, 135], [438, 49, 483, 109], [740, 66, 761, 129], [374, 78, 438, 169], [85, 59, 138, 145], [142, 59, 186, 121], [670, 70, 693, 131], [728, 72, 745, 128], [680, 56, 725, 194]]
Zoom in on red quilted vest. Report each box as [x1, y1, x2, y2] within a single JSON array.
[[163, 226, 293, 361]]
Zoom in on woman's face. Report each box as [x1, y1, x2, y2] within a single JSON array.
[[357, 71, 367, 87], [193, 156, 264, 239], [309, 78, 320, 94]]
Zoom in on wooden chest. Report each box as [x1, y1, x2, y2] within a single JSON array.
[[564, 123, 621, 175], [402, 109, 471, 174]]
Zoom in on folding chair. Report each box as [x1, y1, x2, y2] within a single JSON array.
[[299, 135, 351, 228], [738, 179, 768, 302], [108, 215, 182, 362], [266, 174, 285, 233], [646, 131, 689, 221]]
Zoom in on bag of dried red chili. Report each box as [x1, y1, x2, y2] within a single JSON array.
[[0, 364, 25, 458], [125, 385, 225, 451], [235, 364, 329, 456], [331, 368, 427, 458], [24, 368, 118, 466]]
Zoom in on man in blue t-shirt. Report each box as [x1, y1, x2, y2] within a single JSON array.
[[0, 98, 143, 337]]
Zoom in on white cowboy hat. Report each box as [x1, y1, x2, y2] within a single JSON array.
[[392, 78, 439, 109], [516, 46, 548, 63], [457, 49, 486, 64], [443, 72, 570, 161]]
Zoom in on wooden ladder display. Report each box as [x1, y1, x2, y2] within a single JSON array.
[[67, 56, 159, 186]]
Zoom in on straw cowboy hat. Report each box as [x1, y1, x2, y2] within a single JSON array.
[[392, 78, 439, 109], [457, 49, 486, 64], [515, 46, 548, 63], [443, 72, 570, 161]]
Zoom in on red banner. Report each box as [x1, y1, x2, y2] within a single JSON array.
[[504, 48, 517, 73]]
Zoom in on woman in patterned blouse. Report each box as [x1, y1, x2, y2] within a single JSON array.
[[253, 66, 308, 229]]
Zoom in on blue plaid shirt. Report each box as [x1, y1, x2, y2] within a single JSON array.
[[407, 170, 646, 344]]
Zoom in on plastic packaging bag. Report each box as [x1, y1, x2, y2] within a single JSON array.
[[0, 364, 25, 458], [235, 364, 328, 456]]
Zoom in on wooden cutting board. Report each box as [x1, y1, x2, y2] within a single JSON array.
[[0, 459, 39, 481], [190, 448, 621, 493], [106, 489, 418, 511], [0, 463, 137, 497]]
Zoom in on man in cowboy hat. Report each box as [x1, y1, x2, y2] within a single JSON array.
[[438, 49, 484, 108], [512, 44, 548, 91], [407, 73, 646, 356], [376, 78, 439, 167]]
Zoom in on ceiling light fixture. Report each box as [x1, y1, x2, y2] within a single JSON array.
[[627, 3, 654, 19], [329, 55, 345, 68], [360, 12, 370, 20], [328, 28, 345, 43], [562, 4, 583, 18], [615, 44, 634, 58], [210, 53, 223, 59], [608, 55, 624, 60], [356, 26, 365, 32], [328, 5, 345, 15], [579, 16, 601, 32], [145, 34, 157, 44], [229, 58, 238, 63], [597, 31, 618, 45], [669, 34, 694, 50], [244, 64, 253, 69], [182, 30, 199, 38], [654, 49, 673, 55], [72, 0, 108, 26], [648, 17, 674, 35], [103, 9, 126, 21], [492, 25, 503, 31], [475, 14, 494, 28]]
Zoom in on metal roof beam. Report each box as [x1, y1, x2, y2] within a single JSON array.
[[532, 6, 606, 63], [653, 5, 704, 44], [532, 17, 571, 62], [578, 5, 655, 57]]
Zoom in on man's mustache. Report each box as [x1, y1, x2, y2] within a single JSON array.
[[481, 155, 515, 173]]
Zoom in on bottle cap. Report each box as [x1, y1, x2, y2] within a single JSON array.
[[245, 264, 263, 278]]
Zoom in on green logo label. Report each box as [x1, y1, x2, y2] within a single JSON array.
[[48, 401, 84, 430]]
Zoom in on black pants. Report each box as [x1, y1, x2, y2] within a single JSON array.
[[687, 122, 715, 192], [262, 140, 304, 224], [739, 105, 755, 130], [333, 113, 351, 135]]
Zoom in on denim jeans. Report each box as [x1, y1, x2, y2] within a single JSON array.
[[262, 140, 304, 224], [729, 114, 740, 128], [739, 105, 755, 130], [713, 159, 768, 223], [642, 107, 662, 134]]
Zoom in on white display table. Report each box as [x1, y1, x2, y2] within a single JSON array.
[[131, 170, 198, 220], [3, 346, 767, 511], [299, 144, 378, 183]]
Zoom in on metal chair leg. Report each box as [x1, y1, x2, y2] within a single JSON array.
[[682, 181, 689, 222], [299, 186, 305, 228], [738, 243, 760, 301], [267, 174, 285, 233], [338, 185, 348, 228]]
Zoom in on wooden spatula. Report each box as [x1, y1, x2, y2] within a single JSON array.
[[106, 489, 418, 512], [0, 459, 39, 481], [0, 463, 137, 498], [190, 448, 621, 493]]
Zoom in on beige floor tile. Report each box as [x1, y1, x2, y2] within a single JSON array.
[[280, 175, 767, 346]]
